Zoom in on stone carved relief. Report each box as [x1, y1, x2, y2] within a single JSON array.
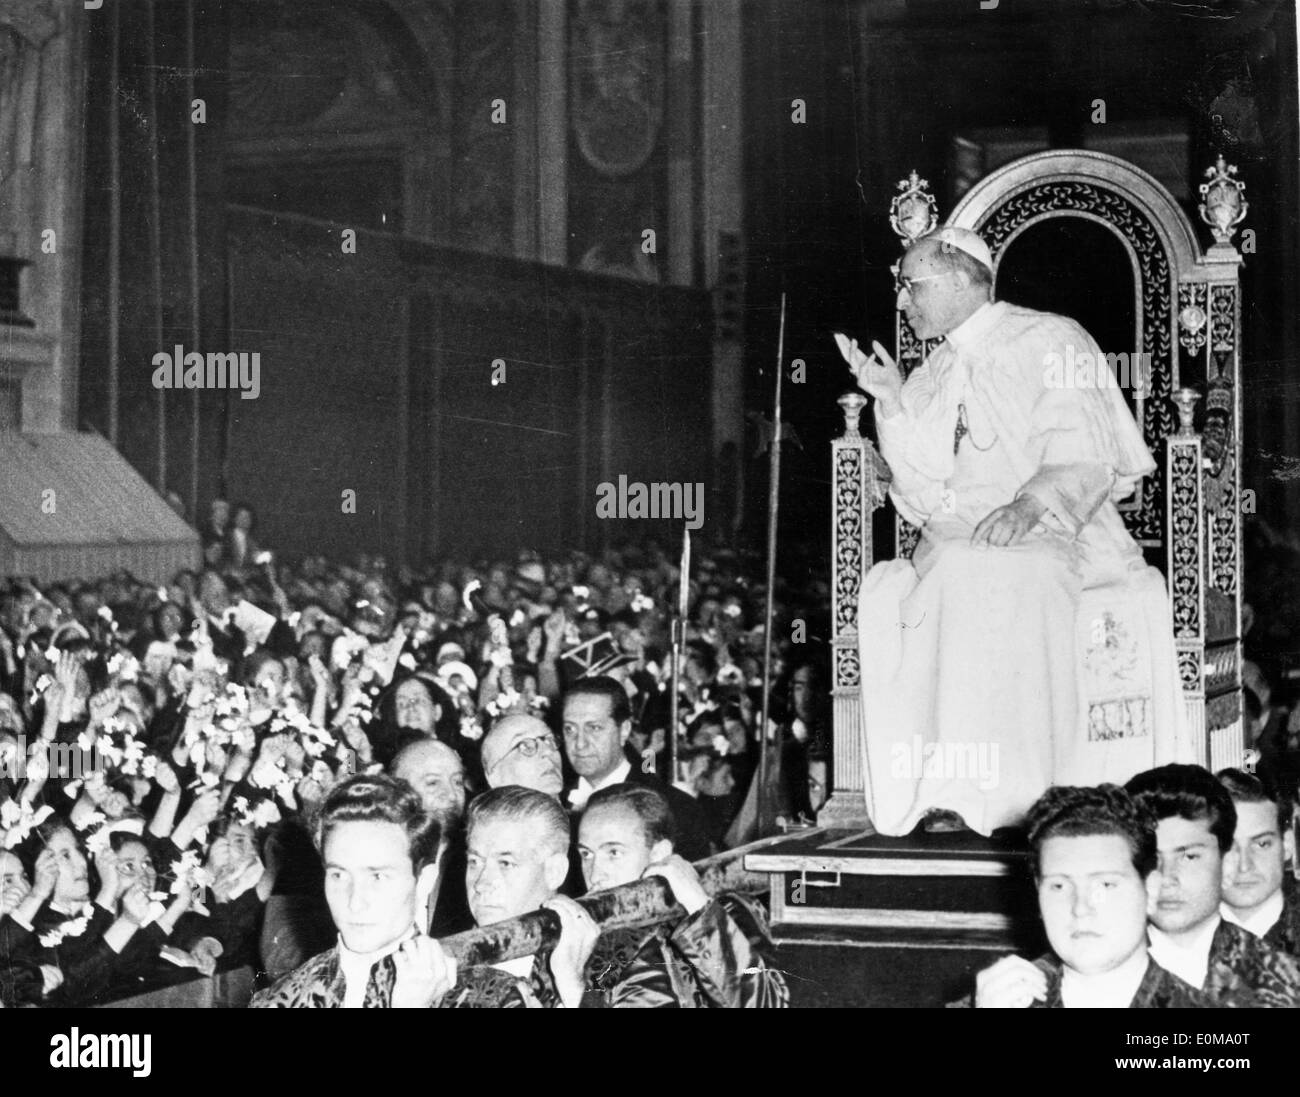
[[569, 0, 665, 178], [1168, 442, 1202, 639], [0, 1, 60, 254], [834, 446, 864, 634], [228, 1, 450, 134], [450, 0, 515, 254]]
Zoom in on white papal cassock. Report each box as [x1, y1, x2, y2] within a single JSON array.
[[858, 300, 1192, 836]]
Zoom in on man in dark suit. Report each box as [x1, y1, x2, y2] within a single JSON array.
[[390, 738, 474, 936], [560, 676, 712, 863]]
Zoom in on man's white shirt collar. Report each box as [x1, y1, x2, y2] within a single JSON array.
[[1060, 946, 1150, 1009], [1147, 913, 1220, 990], [568, 758, 633, 810], [337, 927, 416, 1008], [1221, 890, 1285, 939]]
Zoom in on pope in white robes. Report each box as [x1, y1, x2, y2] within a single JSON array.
[[838, 227, 1191, 837]]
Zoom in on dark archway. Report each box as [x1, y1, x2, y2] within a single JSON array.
[[996, 216, 1139, 391]]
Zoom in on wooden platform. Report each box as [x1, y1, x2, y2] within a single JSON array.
[[745, 827, 1047, 953]]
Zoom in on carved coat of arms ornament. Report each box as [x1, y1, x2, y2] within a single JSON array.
[[570, 0, 665, 177]]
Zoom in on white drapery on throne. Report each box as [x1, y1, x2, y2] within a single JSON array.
[[820, 151, 1249, 833]]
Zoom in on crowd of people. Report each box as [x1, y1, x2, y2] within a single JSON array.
[[963, 766, 1300, 1008], [4, 498, 1299, 1008], [0, 513, 826, 1007]]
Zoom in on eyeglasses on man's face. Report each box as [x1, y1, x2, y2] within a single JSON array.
[[491, 732, 559, 771], [891, 261, 950, 295]]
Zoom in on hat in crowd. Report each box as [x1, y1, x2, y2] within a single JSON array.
[[435, 659, 478, 694], [559, 631, 637, 680], [934, 226, 994, 277], [435, 641, 466, 666], [516, 562, 546, 586]]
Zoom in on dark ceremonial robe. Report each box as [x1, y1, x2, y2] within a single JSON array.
[[948, 953, 1208, 1008], [252, 939, 566, 1008], [1261, 874, 1300, 958], [583, 892, 789, 1008], [1201, 918, 1300, 1007], [438, 956, 563, 1008], [250, 946, 405, 1008], [1032, 956, 1205, 1008]]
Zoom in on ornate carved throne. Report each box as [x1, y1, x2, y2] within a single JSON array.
[[822, 150, 1249, 830]]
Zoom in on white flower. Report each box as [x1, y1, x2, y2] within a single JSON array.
[[108, 652, 140, 682], [147, 890, 169, 923], [252, 799, 282, 828], [75, 810, 106, 833], [170, 850, 213, 897], [85, 826, 113, 857], [38, 903, 94, 947], [1, 801, 53, 849], [459, 714, 483, 742]]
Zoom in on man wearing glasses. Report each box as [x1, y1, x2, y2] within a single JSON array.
[[835, 226, 1190, 838], [481, 713, 565, 798]]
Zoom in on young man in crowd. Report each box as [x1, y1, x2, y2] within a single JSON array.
[[576, 784, 788, 1006], [251, 775, 460, 1007], [1217, 768, 1298, 956], [968, 784, 1208, 1008], [1125, 763, 1300, 1006], [561, 676, 711, 862]]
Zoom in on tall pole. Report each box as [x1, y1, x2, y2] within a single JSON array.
[[757, 293, 787, 838], [669, 527, 690, 783]]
